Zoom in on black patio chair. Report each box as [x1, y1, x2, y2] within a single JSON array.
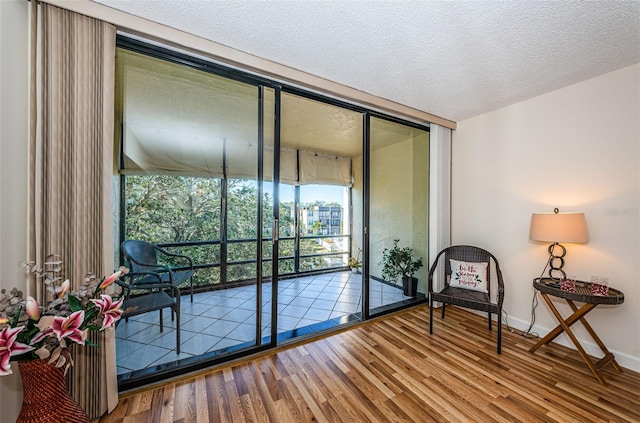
[[117, 271, 181, 354], [427, 245, 505, 354], [121, 240, 195, 302]]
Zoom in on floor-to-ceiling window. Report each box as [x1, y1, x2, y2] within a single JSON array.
[[114, 37, 430, 390], [367, 116, 430, 314], [116, 45, 276, 388]]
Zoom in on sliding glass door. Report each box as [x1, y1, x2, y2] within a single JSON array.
[[367, 116, 429, 315], [115, 36, 431, 390], [116, 47, 278, 385], [276, 91, 364, 337]]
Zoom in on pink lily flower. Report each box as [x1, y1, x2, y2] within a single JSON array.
[[0, 326, 34, 376], [51, 310, 85, 345], [99, 269, 123, 290], [90, 294, 124, 330], [58, 279, 71, 298], [26, 296, 41, 321]]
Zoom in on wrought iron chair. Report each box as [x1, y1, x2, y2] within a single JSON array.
[[427, 245, 505, 354], [121, 240, 195, 302], [116, 271, 181, 354]]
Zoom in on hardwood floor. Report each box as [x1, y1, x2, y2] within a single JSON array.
[[100, 305, 640, 422]]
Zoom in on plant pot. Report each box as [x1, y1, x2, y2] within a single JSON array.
[[17, 350, 89, 423], [402, 276, 418, 297], [351, 267, 361, 274]]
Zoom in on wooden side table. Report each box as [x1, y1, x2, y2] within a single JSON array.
[[529, 277, 625, 385]]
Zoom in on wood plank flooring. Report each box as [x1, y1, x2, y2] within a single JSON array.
[[100, 306, 640, 422]]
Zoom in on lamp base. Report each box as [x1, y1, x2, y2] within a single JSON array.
[[547, 242, 566, 280]]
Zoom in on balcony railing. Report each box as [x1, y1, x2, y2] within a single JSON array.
[[154, 234, 351, 290]]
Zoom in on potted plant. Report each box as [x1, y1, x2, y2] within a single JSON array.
[[348, 248, 362, 273], [380, 239, 423, 297]]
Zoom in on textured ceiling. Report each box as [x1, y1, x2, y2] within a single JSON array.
[[93, 0, 639, 122]]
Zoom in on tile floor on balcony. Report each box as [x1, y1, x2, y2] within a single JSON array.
[[115, 271, 415, 375]]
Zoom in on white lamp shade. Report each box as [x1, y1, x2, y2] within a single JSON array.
[[529, 212, 588, 243]]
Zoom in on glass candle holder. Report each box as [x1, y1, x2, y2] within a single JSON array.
[[560, 274, 577, 293], [590, 275, 609, 296]]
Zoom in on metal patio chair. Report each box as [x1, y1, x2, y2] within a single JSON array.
[[117, 271, 181, 354], [121, 240, 195, 302]]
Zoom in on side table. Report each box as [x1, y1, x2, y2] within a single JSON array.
[[529, 277, 625, 385]]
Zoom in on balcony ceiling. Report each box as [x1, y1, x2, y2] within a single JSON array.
[[93, 0, 638, 123]]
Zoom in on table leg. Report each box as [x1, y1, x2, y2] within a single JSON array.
[[529, 293, 608, 385], [566, 300, 622, 373], [529, 294, 596, 351]]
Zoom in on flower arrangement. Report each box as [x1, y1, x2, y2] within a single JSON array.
[[0, 255, 127, 376]]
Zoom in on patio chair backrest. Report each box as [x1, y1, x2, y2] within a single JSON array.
[[122, 240, 160, 272]]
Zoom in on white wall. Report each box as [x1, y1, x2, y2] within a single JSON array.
[[370, 138, 414, 279], [0, 0, 29, 420], [452, 64, 640, 371]]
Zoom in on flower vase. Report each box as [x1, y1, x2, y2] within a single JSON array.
[[17, 350, 89, 423]]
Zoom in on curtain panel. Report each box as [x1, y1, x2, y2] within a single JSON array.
[[28, 2, 117, 418], [122, 130, 353, 186]]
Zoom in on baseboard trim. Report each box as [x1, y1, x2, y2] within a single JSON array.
[[504, 314, 640, 373]]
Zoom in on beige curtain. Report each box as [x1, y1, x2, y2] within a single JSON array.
[[28, 2, 117, 418]]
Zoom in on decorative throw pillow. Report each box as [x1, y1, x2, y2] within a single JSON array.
[[449, 259, 488, 293]]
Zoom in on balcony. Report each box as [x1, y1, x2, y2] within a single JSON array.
[[115, 270, 414, 376]]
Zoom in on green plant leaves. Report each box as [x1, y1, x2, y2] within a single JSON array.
[[67, 294, 83, 312], [380, 238, 423, 281]]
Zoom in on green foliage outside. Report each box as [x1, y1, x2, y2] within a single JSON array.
[[124, 175, 347, 288], [310, 221, 323, 235]]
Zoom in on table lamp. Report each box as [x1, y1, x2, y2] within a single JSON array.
[[529, 208, 588, 280]]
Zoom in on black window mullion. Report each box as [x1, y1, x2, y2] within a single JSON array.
[[363, 113, 371, 320], [271, 86, 282, 344], [220, 139, 228, 285], [256, 86, 264, 345]]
